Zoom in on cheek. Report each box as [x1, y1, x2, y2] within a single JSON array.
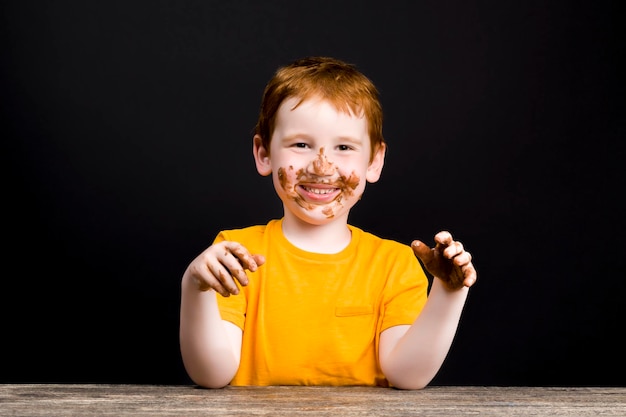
[[335, 162, 363, 195], [276, 166, 299, 195], [277, 167, 288, 191], [341, 171, 360, 194]]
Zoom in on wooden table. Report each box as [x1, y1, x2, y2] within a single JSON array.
[[1, 384, 624, 416]]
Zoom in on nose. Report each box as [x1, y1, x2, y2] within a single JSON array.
[[306, 147, 337, 176]]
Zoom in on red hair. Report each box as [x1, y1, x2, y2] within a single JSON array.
[[254, 56, 385, 161]]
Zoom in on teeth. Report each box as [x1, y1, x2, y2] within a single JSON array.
[[303, 186, 335, 195]]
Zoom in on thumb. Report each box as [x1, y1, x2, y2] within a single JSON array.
[[411, 240, 433, 263]]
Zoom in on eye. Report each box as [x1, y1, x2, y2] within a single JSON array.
[[337, 144, 353, 151], [293, 142, 309, 148]]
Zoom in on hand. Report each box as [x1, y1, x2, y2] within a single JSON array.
[[185, 241, 265, 297], [411, 231, 477, 290]]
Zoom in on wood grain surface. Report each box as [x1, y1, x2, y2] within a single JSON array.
[[1, 384, 624, 416]]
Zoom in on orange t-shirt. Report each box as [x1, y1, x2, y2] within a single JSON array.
[[215, 218, 429, 386]]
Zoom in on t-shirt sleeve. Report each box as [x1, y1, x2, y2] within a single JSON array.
[[379, 243, 429, 332], [213, 230, 248, 330]]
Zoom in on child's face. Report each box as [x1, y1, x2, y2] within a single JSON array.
[[259, 97, 384, 225]]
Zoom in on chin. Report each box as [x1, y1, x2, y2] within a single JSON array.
[[292, 211, 336, 225], [287, 203, 353, 225]]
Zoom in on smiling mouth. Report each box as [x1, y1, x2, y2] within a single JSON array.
[[296, 184, 342, 205], [301, 185, 339, 195]]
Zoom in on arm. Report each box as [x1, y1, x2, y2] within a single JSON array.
[[179, 241, 265, 388], [180, 279, 242, 388], [379, 231, 476, 390]]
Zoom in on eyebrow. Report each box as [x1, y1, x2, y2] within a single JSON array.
[[281, 133, 364, 145], [281, 133, 312, 142], [336, 135, 364, 145]]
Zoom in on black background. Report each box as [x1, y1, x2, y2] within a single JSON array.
[[2, 1, 624, 386]]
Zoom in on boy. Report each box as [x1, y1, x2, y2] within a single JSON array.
[[180, 56, 477, 389]]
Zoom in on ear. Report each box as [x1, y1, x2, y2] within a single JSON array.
[[253, 134, 272, 176], [366, 143, 386, 183]]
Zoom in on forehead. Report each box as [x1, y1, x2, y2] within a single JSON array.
[[274, 96, 369, 135]]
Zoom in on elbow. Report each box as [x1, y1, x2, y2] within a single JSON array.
[[181, 351, 239, 389], [185, 361, 237, 389], [381, 359, 435, 390], [384, 367, 433, 390], [388, 378, 430, 390], [191, 374, 232, 389]]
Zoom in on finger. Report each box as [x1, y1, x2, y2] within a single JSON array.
[[444, 241, 464, 259], [203, 276, 232, 297], [452, 250, 472, 267], [462, 263, 478, 288], [225, 242, 259, 272], [208, 262, 241, 295], [220, 248, 255, 287], [190, 266, 231, 297], [411, 240, 433, 263], [464, 276, 477, 288], [434, 231, 453, 246], [253, 254, 266, 267], [188, 261, 223, 293], [222, 257, 250, 288]]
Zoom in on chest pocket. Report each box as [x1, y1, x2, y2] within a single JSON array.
[[333, 305, 377, 355], [335, 305, 374, 317]]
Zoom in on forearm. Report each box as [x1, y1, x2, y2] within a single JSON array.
[[380, 278, 469, 389], [179, 273, 240, 388]]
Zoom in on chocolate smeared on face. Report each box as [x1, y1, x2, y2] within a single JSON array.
[[278, 165, 314, 210], [277, 149, 361, 218], [311, 147, 335, 176], [277, 165, 294, 192], [322, 206, 335, 218], [341, 172, 359, 192]]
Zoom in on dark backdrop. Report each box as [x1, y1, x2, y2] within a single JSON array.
[[2, 1, 624, 386]]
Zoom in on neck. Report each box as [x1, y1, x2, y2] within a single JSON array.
[[281, 213, 352, 254]]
